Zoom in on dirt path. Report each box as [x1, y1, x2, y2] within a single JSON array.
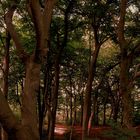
[[54, 125, 113, 140], [42, 124, 140, 140]]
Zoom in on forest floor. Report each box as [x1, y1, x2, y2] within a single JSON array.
[[42, 124, 140, 140]]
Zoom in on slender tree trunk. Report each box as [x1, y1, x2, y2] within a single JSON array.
[[82, 45, 100, 140], [3, 31, 10, 99], [2, 30, 11, 140], [70, 92, 73, 125], [113, 103, 119, 122], [80, 93, 83, 126], [65, 93, 69, 123], [74, 95, 77, 125], [103, 103, 106, 126], [93, 94, 98, 126], [47, 111, 51, 135], [87, 112, 94, 136], [110, 95, 119, 122], [43, 53, 52, 136], [96, 103, 99, 125], [48, 54, 60, 140], [87, 94, 98, 135]]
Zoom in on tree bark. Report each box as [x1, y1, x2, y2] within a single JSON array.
[[66, 93, 69, 124], [117, 0, 133, 129], [3, 31, 10, 99], [0, 90, 32, 140], [48, 1, 71, 138], [1, 30, 11, 140], [48, 53, 60, 140], [37, 85, 43, 139], [4, 0, 56, 139], [21, 57, 41, 140], [80, 93, 83, 126], [74, 95, 77, 125], [70, 75, 73, 126], [103, 103, 106, 126], [93, 94, 98, 126], [82, 44, 100, 140], [120, 54, 133, 128]]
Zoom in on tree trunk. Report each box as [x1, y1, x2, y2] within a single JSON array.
[[96, 103, 99, 126], [3, 31, 10, 99], [80, 92, 83, 126], [110, 92, 120, 123], [117, 1, 134, 137], [112, 103, 119, 122], [120, 55, 133, 128], [87, 94, 98, 135], [70, 92, 73, 125], [117, 0, 133, 130], [65, 93, 69, 123], [93, 94, 98, 126], [48, 54, 60, 140], [74, 95, 77, 125], [2, 30, 11, 140], [37, 85, 44, 139], [21, 57, 40, 140], [103, 103, 106, 126], [87, 112, 94, 136], [0, 90, 32, 140], [4, 1, 55, 139], [82, 45, 100, 140]]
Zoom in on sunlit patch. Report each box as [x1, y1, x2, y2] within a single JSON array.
[[55, 127, 68, 135]]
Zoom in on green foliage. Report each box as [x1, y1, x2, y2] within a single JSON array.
[[0, 1, 140, 137], [84, 137, 99, 140], [133, 112, 140, 126], [103, 121, 140, 140], [133, 101, 140, 126], [63, 130, 70, 140]]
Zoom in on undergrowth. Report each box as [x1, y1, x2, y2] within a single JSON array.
[[103, 121, 140, 140]]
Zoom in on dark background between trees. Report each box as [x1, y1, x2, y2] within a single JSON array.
[[0, 0, 140, 140]]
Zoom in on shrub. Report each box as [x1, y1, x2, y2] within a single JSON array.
[[103, 121, 140, 140]]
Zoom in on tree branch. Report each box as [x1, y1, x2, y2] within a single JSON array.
[[27, 0, 56, 61], [28, 0, 44, 48], [134, 64, 140, 78], [43, 0, 56, 45], [0, 89, 17, 132], [4, 1, 28, 61], [117, 0, 127, 46]]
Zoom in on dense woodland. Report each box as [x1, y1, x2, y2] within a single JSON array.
[[0, 0, 140, 140]]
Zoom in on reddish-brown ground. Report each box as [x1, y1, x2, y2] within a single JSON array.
[[53, 124, 140, 140]]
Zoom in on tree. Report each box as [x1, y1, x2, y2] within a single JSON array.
[[80, 1, 115, 139], [117, 0, 140, 131], [0, 89, 31, 140], [0, 0, 56, 140]]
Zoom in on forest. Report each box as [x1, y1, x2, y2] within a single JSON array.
[[0, 0, 140, 140]]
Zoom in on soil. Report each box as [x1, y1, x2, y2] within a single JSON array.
[[42, 124, 140, 140]]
